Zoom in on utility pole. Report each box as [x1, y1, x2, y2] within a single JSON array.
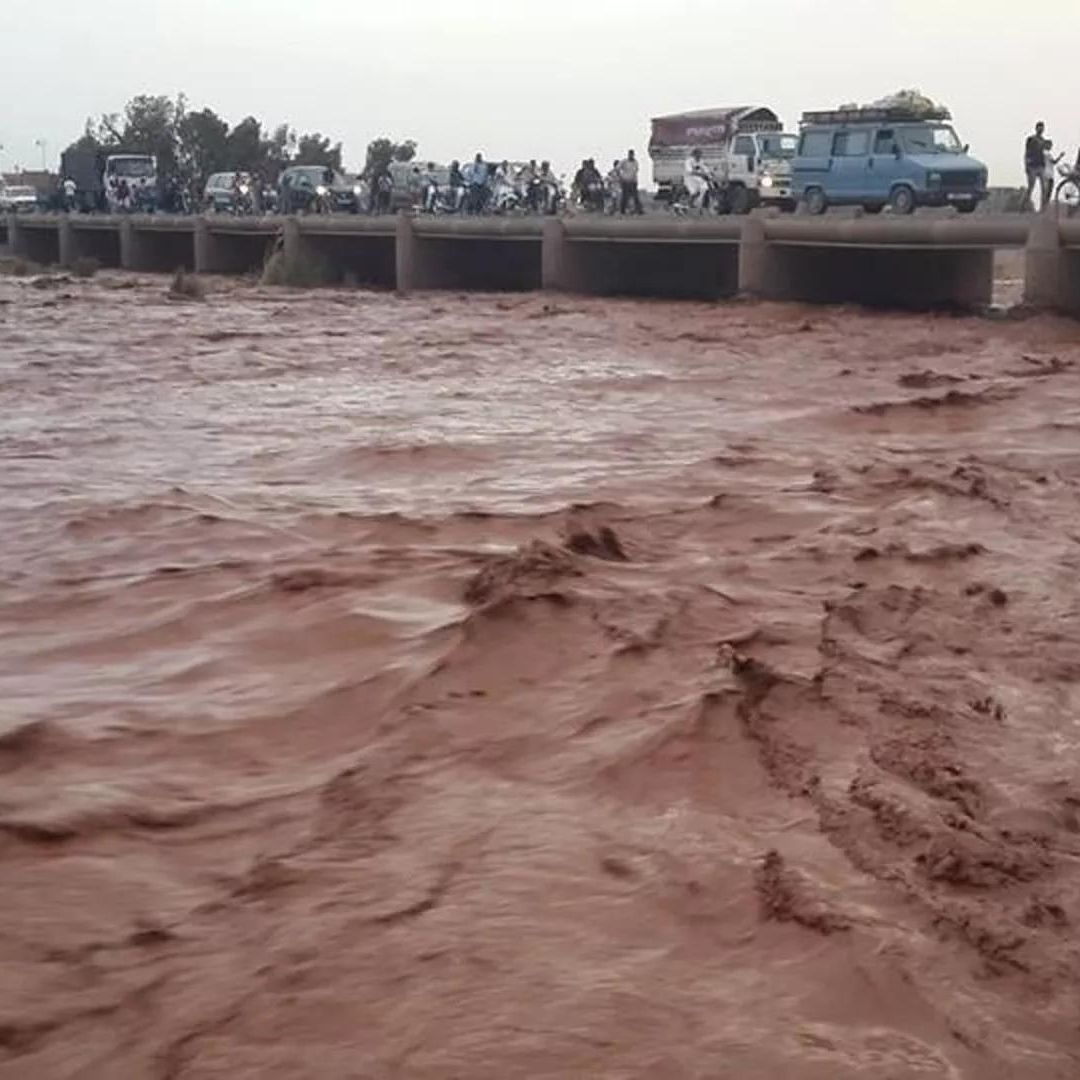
[[34, 139, 48, 172]]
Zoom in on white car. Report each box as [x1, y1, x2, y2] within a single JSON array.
[[0, 182, 38, 213]]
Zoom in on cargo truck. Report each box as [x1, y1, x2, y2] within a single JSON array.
[[649, 105, 798, 212]]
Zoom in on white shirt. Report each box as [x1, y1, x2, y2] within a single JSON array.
[[685, 155, 709, 179]]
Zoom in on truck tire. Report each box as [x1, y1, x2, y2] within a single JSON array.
[[803, 188, 827, 216], [730, 185, 753, 215], [889, 186, 916, 215], [954, 201, 978, 215]]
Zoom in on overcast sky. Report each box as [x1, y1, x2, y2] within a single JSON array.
[[1, 0, 1076, 186]]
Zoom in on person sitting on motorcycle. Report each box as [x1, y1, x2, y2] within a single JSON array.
[[584, 159, 605, 211], [491, 160, 516, 210], [231, 171, 249, 213], [420, 162, 440, 213], [684, 148, 711, 210], [518, 159, 538, 210], [537, 161, 558, 213]]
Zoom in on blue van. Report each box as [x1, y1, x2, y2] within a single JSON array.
[[792, 105, 988, 215]]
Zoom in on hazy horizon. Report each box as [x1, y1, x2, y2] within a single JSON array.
[[1, 0, 1076, 188]]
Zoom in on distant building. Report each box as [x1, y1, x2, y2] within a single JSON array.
[[2, 170, 58, 196]]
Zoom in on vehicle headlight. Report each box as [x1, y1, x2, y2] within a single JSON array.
[[927, 171, 942, 186], [760, 175, 774, 189], [316, 185, 328, 196]]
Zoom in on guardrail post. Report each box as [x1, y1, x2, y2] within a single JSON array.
[[194, 216, 219, 274], [118, 218, 146, 271], [8, 214, 28, 259], [1024, 210, 1063, 309]]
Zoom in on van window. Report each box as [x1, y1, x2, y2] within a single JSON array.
[[874, 130, 897, 155], [800, 131, 832, 158], [733, 136, 755, 156], [833, 131, 870, 157]]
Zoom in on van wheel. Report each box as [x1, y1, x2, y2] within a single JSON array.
[[803, 188, 827, 216], [889, 186, 916, 215], [730, 185, 753, 215], [955, 201, 978, 215]]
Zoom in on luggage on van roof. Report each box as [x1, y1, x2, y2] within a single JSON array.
[[801, 89, 950, 128]]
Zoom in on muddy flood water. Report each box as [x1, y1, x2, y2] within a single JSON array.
[[2, 270, 1080, 1079]]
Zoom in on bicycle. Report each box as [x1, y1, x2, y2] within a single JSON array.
[[1055, 163, 1080, 216]]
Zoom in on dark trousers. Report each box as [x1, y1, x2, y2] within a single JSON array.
[[620, 181, 642, 214]]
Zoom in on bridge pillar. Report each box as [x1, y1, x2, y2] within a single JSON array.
[[737, 214, 772, 297], [1024, 211, 1063, 309], [8, 214, 28, 259], [541, 218, 572, 291], [194, 217, 221, 274], [58, 218, 80, 268], [395, 212, 419, 293], [119, 220, 148, 271]]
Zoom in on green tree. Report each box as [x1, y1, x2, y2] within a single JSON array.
[[176, 107, 229, 186], [120, 94, 183, 174], [226, 116, 266, 173], [362, 137, 417, 179], [294, 133, 342, 171], [260, 124, 296, 179]]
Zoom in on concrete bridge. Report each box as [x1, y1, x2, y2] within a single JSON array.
[[2, 211, 1078, 315]]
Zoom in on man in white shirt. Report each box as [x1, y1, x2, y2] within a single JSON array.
[[684, 148, 711, 209], [617, 150, 643, 215]]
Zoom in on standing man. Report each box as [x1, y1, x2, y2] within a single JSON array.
[[1024, 122, 1050, 211], [465, 153, 489, 214], [618, 150, 643, 215]]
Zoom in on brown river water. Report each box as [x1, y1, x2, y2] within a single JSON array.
[[2, 269, 1080, 1078]]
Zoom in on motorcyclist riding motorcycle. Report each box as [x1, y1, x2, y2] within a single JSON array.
[[572, 158, 604, 212], [684, 148, 713, 211], [231, 171, 254, 215], [537, 161, 561, 215], [491, 159, 520, 213], [419, 162, 441, 213], [518, 159, 539, 212]]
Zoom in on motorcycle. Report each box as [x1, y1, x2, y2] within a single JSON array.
[[536, 177, 564, 215], [575, 179, 605, 213], [232, 182, 255, 216], [671, 172, 730, 217], [491, 177, 522, 215]]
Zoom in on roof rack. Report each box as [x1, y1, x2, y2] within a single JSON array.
[[801, 105, 951, 126]]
